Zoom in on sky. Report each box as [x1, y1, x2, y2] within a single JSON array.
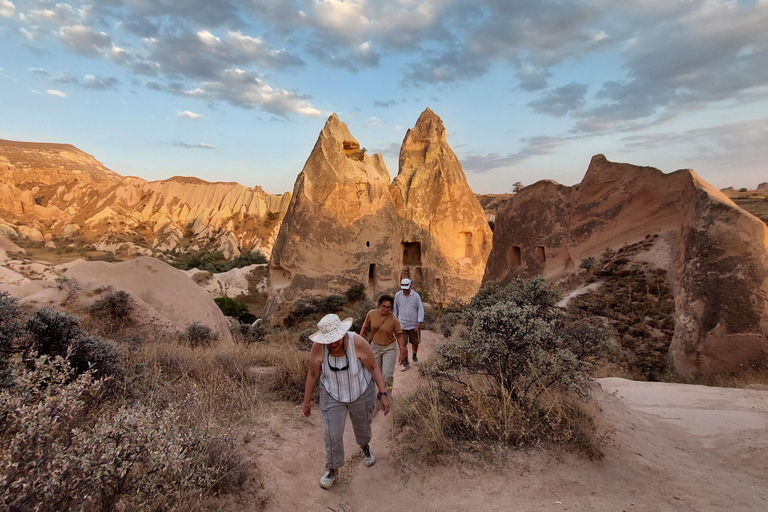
[[1, 0, 767, 195]]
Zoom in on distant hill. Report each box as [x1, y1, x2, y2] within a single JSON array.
[[0, 138, 290, 260]]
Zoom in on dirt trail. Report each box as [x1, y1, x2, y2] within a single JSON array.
[[245, 331, 768, 511]]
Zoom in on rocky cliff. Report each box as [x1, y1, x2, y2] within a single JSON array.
[[266, 114, 402, 318], [485, 155, 768, 375], [392, 108, 492, 301], [0, 138, 290, 258]]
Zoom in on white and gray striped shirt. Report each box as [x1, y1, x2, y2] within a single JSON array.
[[320, 332, 372, 403]]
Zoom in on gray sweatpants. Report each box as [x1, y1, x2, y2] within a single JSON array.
[[319, 379, 376, 470]]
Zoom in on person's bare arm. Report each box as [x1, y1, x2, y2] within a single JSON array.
[[302, 344, 324, 417], [359, 311, 372, 338], [353, 333, 391, 415]]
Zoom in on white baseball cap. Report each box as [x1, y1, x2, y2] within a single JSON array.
[[400, 278, 412, 290]]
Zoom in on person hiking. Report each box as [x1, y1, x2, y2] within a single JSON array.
[[393, 278, 424, 371], [360, 294, 405, 394], [302, 314, 391, 489]]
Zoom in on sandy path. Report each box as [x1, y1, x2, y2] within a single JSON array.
[[245, 331, 768, 511]]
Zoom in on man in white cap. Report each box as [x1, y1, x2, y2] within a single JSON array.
[[303, 313, 391, 490], [393, 277, 425, 371]]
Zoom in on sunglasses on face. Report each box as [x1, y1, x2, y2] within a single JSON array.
[[328, 340, 349, 372], [379, 304, 392, 310]]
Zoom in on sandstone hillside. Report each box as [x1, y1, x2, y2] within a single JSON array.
[[0, 138, 290, 259]]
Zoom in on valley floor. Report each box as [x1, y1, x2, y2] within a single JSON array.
[[239, 331, 768, 512]]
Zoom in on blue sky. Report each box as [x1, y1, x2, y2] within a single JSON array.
[[1, 0, 767, 194]]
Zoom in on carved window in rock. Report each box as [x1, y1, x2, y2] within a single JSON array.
[[270, 265, 292, 288], [343, 140, 364, 161], [456, 231, 473, 259], [402, 242, 422, 266], [508, 246, 522, 266], [535, 246, 546, 264]]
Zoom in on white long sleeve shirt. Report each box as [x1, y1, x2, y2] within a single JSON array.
[[393, 290, 424, 330]]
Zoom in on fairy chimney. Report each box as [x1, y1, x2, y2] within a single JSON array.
[[391, 108, 493, 302], [265, 114, 402, 319]]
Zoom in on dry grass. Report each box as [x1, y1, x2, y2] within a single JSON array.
[[394, 375, 604, 461]]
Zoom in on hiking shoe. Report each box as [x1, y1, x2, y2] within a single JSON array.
[[412, 354, 419, 364], [319, 469, 338, 489], [362, 445, 376, 467], [400, 361, 410, 372]]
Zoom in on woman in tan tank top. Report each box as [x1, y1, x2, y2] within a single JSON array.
[[359, 294, 405, 393]]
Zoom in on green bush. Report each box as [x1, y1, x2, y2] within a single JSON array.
[[0, 356, 245, 511], [26, 308, 82, 358], [88, 290, 133, 331], [181, 322, 219, 348], [215, 296, 258, 325], [172, 250, 267, 273], [579, 257, 595, 270], [396, 278, 610, 458], [0, 293, 27, 387], [345, 283, 366, 303], [283, 294, 347, 328], [67, 334, 125, 382], [215, 296, 249, 318]]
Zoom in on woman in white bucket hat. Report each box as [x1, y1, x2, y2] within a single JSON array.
[[303, 313, 391, 490]]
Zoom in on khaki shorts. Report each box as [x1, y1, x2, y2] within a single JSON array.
[[402, 328, 420, 347]]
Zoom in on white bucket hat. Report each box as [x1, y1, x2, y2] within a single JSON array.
[[400, 278, 412, 290], [309, 314, 354, 344]]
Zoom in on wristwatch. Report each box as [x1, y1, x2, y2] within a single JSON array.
[[377, 390, 388, 399]]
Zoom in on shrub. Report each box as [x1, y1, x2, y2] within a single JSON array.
[[396, 278, 609, 459], [350, 298, 375, 333], [172, 250, 267, 273], [55, 275, 81, 302], [0, 356, 247, 511], [88, 290, 133, 331], [182, 322, 219, 348], [345, 283, 366, 303], [0, 293, 27, 387], [739, 187, 748, 192], [215, 296, 249, 318], [579, 257, 595, 270], [26, 308, 82, 358], [67, 334, 125, 382], [283, 294, 347, 327]]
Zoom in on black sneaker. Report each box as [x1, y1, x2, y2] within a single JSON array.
[[400, 361, 410, 372], [412, 354, 419, 364]]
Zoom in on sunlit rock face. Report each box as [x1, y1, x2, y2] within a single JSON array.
[[0, 139, 290, 258], [391, 108, 493, 302], [485, 154, 768, 375], [265, 114, 403, 320]]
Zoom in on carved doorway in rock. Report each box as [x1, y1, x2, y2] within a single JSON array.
[[402, 242, 422, 266], [368, 263, 376, 297]]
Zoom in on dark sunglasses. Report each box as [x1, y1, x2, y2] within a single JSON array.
[[328, 341, 349, 372]]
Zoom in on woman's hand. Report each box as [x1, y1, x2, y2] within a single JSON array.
[[380, 394, 391, 415], [302, 401, 312, 417]]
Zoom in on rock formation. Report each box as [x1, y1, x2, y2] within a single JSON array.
[[265, 115, 403, 318], [265, 109, 493, 318], [0, 139, 290, 258], [485, 154, 768, 375], [65, 257, 233, 343], [392, 108, 492, 302]]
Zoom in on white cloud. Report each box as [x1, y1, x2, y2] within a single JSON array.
[[59, 25, 112, 57], [46, 89, 67, 98], [365, 117, 381, 127], [0, 0, 15, 19], [178, 110, 203, 120]]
